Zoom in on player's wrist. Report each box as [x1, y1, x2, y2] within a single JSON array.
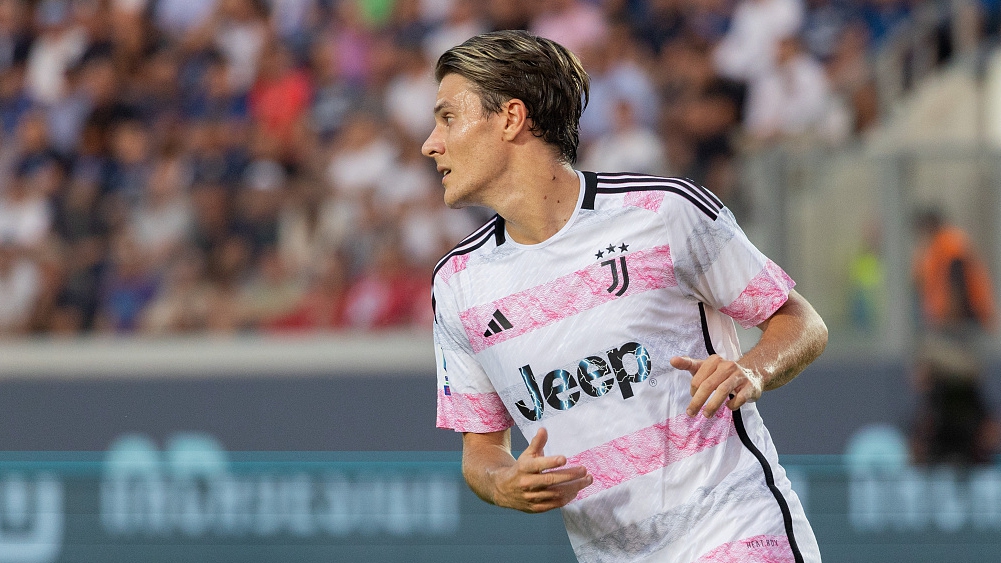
[[484, 464, 516, 507], [736, 361, 766, 395]]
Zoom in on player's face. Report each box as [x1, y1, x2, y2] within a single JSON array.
[[422, 73, 506, 208]]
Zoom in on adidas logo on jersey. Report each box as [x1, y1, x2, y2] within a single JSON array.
[[514, 342, 652, 421], [482, 309, 513, 337]]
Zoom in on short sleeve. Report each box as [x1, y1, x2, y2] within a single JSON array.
[[667, 204, 795, 329], [433, 283, 515, 433]]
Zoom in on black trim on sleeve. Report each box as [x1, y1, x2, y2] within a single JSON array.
[[594, 174, 720, 220], [432, 216, 498, 280], [598, 175, 721, 214], [680, 176, 724, 209], [698, 302, 804, 563], [494, 215, 506, 246], [581, 171, 598, 210], [598, 185, 717, 220]]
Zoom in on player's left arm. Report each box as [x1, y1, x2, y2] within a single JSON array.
[[672, 289, 827, 417]]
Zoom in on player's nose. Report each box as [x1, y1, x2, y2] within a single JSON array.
[[422, 127, 443, 158]]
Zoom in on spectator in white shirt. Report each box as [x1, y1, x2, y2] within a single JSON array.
[[0, 240, 40, 334], [713, 0, 804, 82], [582, 98, 669, 176], [744, 35, 845, 142]]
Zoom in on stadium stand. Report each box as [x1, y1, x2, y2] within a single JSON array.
[[0, 0, 994, 339]]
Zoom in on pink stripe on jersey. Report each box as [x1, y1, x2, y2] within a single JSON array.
[[437, 253, 470, 284], [568, 406, 736, 502], [720, 260, 795, 329], [460, 245, 675, 353], [623, 190, 666, 212], [695, 535, 793, 563], [436, 389, 514, 433]]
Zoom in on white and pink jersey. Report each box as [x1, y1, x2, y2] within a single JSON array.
[[433, 172, 821, 563]]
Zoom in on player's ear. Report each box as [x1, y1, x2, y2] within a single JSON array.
[[500, 98, 529, 141]]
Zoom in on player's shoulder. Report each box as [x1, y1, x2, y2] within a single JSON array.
[[432, 213, 506, 286], [582, 171, 724, 220]]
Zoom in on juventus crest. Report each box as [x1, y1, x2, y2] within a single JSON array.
[[595, 242, 631, 296], [602, 256, 629, 296]]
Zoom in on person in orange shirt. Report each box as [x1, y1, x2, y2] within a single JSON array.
[[910, 208, 1000, 466], [913, 208, 996, 337]]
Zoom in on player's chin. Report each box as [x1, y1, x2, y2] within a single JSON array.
[[442, 186, 471, 209]]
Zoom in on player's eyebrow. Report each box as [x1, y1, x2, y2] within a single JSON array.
[[433, 101, 452, 117]]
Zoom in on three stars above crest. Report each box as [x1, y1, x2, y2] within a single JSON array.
[[595, 243, 629, 260]]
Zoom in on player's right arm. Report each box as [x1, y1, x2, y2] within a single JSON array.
[[433, 266, 590, 512], [461, 427, 592, 513]]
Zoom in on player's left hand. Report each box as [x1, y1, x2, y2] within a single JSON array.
[[670, 355, 764, 417]]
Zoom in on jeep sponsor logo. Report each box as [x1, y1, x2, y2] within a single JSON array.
[[514, 342, 652, 421]]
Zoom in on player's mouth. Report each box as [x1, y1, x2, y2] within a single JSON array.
[[437, 166, 451, 182]]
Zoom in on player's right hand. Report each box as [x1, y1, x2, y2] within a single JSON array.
[[493, 428, 592, 513]]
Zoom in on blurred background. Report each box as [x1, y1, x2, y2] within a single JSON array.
[[0, 0, 999, 560]]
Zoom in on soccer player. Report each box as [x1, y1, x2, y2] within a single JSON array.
[[426, 30, 827, 563]]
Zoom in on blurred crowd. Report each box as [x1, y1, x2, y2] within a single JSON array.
[[0, 0, 979, 336]]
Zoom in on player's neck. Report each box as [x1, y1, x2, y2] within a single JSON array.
[[492, 162, 579, 246]]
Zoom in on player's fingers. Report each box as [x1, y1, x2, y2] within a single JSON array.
[[687, 355, 719, 397], [518, 453, 568, 474], [521, 427, 549, 458], [726, 381, 760, 411], [726, 388, 747, 411], [548, 474, 593, 497], [670, 355, 700, 375], [686, 367, 725, 416], [702, 376, 738, 417], [687, 385, 711, 417], [523, 477, 593, 512], [516, 466, 587, 493], [524, 475, 592, 500], [523, 499, 574, 514], [537, 465, 589, 488]]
